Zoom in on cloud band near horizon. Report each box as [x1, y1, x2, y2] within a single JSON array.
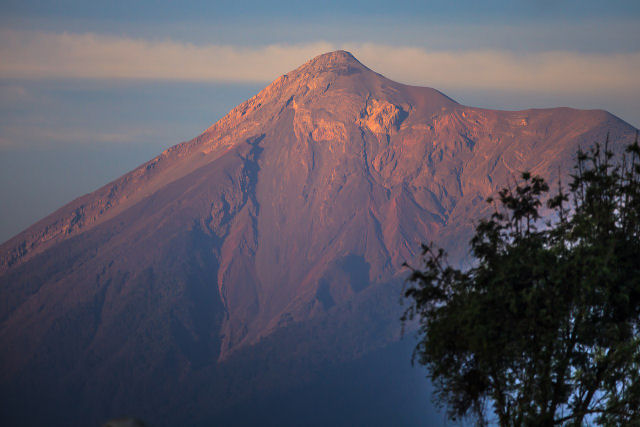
[[1, 30, 639, 95]]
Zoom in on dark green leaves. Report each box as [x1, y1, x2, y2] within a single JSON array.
[[404, 135, 640, 426]]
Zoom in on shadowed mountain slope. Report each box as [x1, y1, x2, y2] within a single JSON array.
[[0, 51, 637, 426]]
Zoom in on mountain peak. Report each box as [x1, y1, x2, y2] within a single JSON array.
[[312, 50, 359, 64], [296, 50, 368, 75]]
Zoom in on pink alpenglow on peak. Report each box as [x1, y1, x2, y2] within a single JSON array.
[[0, 51, 637, 427]]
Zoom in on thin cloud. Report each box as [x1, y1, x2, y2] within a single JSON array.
[[350, 44, 640, 93], [0, 30, 334, 83], [0, 124, 165, 149], [1, 30, 639, 95]]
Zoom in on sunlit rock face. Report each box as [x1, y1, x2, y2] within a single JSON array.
[[0, 51, 636, 426]]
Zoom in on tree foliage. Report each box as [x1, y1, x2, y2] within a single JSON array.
[[403, 136, 640, 426]]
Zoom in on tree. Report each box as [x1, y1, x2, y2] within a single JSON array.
[[403, 136, 640, 426]]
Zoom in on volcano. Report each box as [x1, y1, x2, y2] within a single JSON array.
[[0, 51, 636, 426]]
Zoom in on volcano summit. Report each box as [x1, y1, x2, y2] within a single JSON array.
[[0, 51, 636, 426]]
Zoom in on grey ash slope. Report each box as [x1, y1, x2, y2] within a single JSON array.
[[0, 50, 637, 426]]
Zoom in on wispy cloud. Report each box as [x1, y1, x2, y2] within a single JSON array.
[[351, 44, 640, 94], [1, 30, 639, 95], [0, 30, 334, 83], [0, 124, 165, 149]]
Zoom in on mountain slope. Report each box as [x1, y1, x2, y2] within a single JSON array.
[[0, 51, 636, 426]]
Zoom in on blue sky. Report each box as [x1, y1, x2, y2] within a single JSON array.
[[1, 0, 639, 241], [3, 0, 640, 53], [4, 1, 639, 25]]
